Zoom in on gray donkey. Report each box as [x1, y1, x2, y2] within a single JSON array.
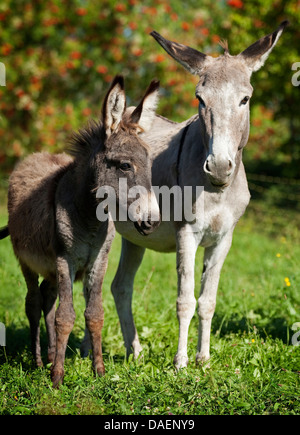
[[109, 22, 288, 370], [1, 75, 160, 387]]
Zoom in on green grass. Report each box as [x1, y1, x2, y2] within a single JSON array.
[[0, 200, 299, 415]]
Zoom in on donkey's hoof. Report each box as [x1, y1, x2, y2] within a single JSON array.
[[173, 354, 188, 370], [195, 352, 210, 366], [134, 352, 144, 364], [51, 367, 64, 388]]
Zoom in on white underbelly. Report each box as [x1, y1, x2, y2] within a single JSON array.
[[115, 203, 235, 252]]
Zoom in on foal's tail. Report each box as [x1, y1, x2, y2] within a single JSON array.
[[0, 226, 9, 239]]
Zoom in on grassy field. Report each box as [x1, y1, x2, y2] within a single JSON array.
[[0, 196, 299, 415]]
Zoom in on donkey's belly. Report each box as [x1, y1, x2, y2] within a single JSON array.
[[115, 220, 177, 252]]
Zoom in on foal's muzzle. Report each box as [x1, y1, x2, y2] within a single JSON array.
[[134, 217, 161, 236], [132, 190, 160, 236], [204, 154, 235, 188]]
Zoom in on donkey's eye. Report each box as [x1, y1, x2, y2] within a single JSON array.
[[119, 162, 132, 172], [196, 95, 206, 108], [240, 96, 250, 106]]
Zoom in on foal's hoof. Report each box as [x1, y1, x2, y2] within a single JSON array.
[[47, 350, 56, 365], [35, 357, 43, 368], [51, 367, 64, 388], [94, 362, 105, 377], [80, 338, 91, 358], [173, 354, 189, 370]]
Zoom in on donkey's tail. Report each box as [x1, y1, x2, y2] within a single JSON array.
[[0, 226, 9, 239]]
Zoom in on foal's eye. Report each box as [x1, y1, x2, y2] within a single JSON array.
[[119, 162, 132, 172], [196, 95, 206, 108], [240, 96, 250, 106]]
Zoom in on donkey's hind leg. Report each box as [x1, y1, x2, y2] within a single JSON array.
[[111, 238, 145, 359], [40, 279, 57, 364], [21, 262, 43, 367]]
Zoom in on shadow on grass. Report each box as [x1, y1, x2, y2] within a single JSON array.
[[0, 324, 80, 366], [0, 323, 125, 369], [212, 312, 291, 343]]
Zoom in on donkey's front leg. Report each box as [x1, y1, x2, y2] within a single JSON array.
[[84, 233, 114, 377], [196, 231, 233, 364], [174, 225, 198, 370], [51, 257, 75, 388]]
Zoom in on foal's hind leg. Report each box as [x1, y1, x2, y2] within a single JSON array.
[[51, 256, 76, 388], [80, 295, 91, 358], [21, 262, 43, 367], [40, 279, 57, 364], [111, 238, 145, 359]]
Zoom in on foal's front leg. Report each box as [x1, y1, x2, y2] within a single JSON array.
[[51, 257, 75, 388], [174, 225, 198, 369], [196, 230, 233, 363]]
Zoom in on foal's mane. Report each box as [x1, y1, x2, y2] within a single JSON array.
[[68, 119, 105, 159], [68, 117, 149, 159]]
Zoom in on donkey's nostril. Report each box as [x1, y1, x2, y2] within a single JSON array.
[[204, 159, 211, 173], [227, 159, 234, 175]]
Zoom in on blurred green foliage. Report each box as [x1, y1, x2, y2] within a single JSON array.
[[0, 0, 299, 185]]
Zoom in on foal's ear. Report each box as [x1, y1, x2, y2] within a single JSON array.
[[238, 21, 289, 73], [150, 30, 209, 75], [102, 75, 126, 137], [130, 79, 160, 132]]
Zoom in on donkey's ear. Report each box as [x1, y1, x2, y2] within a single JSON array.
[[150, 31, 208, 75], [130, 79, 160, 132], [102, 75, 126, 137], [238, 21, 288, 73]]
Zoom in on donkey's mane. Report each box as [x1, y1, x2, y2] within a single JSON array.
[[219, 39, 230, 55]]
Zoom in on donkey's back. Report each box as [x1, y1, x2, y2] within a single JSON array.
[[8, 152, 73, 280]]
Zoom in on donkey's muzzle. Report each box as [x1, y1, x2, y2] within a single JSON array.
[[204, 155, 235, 188]]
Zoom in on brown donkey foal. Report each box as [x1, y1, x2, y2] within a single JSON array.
[[4, 75, 160, 387]]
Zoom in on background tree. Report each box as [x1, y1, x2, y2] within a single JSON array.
[[0, 0, 299, 207]]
